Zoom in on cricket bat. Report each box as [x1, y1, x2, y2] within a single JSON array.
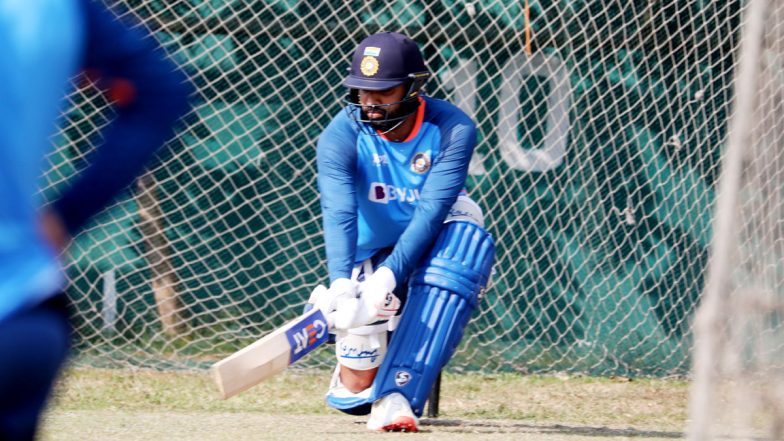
[[211, 304, 330, 399]]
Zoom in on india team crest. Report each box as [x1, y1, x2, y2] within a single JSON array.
[[360, 56, 379, 77], [410, 152, 431, 174]]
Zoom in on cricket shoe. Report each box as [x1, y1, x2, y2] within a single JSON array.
[[366, 392, 419, 432]]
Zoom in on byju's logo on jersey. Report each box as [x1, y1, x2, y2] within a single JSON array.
[[410, 152, 431, 174], [368, 182, 421, 204]]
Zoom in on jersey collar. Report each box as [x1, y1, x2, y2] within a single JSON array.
[[378, 96, 426, 143]]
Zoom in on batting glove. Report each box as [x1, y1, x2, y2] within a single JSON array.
[[308, 278, 358, 320], [333, 267, 400, 329]]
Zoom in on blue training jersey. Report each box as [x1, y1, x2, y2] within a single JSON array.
[[0, 1, 190, 322], [0, 1, 83, 323], [317, 96, 477, 283]]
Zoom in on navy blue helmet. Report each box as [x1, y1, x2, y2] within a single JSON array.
[[343, 32, 430, 134]]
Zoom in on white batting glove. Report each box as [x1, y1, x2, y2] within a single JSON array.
[[309, 278, 358, 319], [333, 267, 400, 329], [360, 266, 400, 319]]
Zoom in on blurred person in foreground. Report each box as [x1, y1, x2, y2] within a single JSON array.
[[0, 1, 191, 439]]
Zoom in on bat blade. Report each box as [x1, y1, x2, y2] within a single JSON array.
[[211, 307, 330, 399]]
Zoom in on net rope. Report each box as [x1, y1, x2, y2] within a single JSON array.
[[45, 0, 745, 376], [690, 0, 784, 439]]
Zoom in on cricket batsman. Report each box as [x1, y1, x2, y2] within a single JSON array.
[[0, 1, 191, 439], [310, 32, 495, 432]]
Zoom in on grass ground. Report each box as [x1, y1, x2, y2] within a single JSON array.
[[40, 367, 689, 440]]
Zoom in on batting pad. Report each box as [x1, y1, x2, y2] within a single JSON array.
[[370, 220, 495, 416]]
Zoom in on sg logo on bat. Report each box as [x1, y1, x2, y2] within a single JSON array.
[[286, 309, 329, 364]]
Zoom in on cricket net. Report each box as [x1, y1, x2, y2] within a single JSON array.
[[689, 0, 784, 439], [45, 1, 744, 376]]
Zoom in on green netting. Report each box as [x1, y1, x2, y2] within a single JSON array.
[[43, 0, 744, 376]]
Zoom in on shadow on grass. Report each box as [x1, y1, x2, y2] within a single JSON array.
[[420, 419, 683, 439]]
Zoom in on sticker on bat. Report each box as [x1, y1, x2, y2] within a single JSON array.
[[286, 309, 329, 364]]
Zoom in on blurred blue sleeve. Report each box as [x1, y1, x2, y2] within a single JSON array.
[[382, 111, 477, 282], [317, 111, 359, 282], [52, 0, 192, 234]]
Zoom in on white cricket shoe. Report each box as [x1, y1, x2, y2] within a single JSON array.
[[366, 392, 419, 432]]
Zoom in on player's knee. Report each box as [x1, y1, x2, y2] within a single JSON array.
[[414, 220, 494, 305], [339, 365, 378, 393]]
